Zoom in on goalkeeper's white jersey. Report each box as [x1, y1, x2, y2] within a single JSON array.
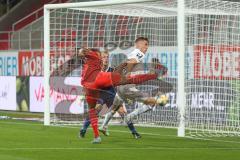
[[127, 48, 145, 63], [117, 49, 146, 100]]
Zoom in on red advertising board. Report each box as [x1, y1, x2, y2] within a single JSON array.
[[194, 45, 240, 79], [18, 50, 74, 76], [18, 51, 43, 76]]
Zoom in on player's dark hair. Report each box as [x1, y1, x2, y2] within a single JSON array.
[[75, 47, 100, 53], [135, 37, 149, 43]]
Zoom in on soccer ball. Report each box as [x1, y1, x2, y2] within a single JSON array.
[[157, 95, 169, 106]]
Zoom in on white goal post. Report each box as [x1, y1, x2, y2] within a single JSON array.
[[44, 0, 240, 137]]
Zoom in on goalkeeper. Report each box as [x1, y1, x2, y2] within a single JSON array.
[[99, 62, 169, 138], [99, 37, 169, 138]]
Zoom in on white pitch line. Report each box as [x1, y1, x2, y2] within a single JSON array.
[[186, 136, 240, 144], [41, 125, 240, 143], [0, 121, 177, 137], [0, 121, 42, 126], [57, 125, 176, 137], [1, 120, 240, 144], [0, 147, 240, 151]]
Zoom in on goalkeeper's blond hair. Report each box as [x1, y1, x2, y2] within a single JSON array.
[[101, 50, 109, 56]]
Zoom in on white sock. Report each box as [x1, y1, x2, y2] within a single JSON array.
[[101, 111, 114, 128], [126, 104, 152, 124]]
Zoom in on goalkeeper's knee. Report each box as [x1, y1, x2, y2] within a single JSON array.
[[112, 94, 124, 112]]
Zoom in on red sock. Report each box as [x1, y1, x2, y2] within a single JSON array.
[[89, 108, 99, 138], [127, 74, 157, 84]]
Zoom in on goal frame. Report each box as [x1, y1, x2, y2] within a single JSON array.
[[43, 0, 186, 137]]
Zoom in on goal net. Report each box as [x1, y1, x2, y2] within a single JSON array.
[[44, 0, 240, 137]]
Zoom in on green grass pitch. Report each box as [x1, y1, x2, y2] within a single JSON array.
[[1, 119, 240, 160]]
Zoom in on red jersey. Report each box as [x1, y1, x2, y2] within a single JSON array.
[[81, 51, 102, 86]]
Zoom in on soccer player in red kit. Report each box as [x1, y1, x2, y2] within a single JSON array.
[[79, 48, 158, 143]]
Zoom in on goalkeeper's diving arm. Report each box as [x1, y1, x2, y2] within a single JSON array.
[[50, 48, 87, 76]]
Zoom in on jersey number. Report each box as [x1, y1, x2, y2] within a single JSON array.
[[136, 52, 143, 59]]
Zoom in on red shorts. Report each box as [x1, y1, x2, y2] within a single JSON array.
[[83, 72, 121, 105], [95, 72, 121, 88], [83, 72, 121, 89]]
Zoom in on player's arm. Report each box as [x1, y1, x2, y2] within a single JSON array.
[[126, 58, 138, 74], [113, 58, 138, 75], [50, 48, 88, 76]]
